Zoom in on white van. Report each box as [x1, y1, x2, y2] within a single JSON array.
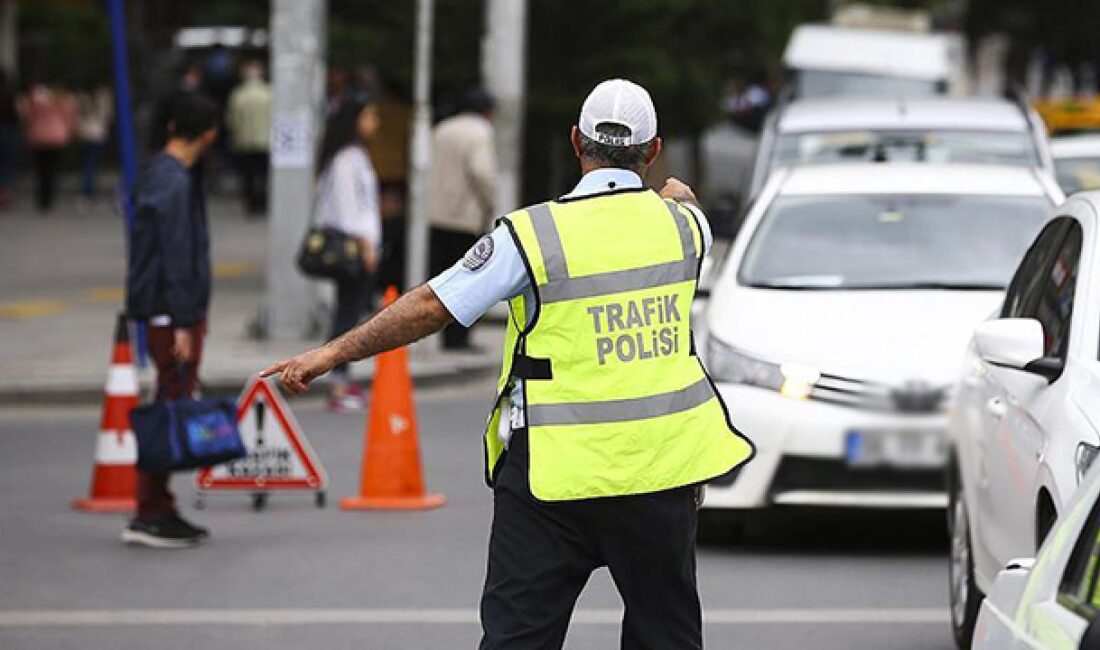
[[783, 24, 967, 98]]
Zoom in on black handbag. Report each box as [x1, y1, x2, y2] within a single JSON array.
[[296, 226, 364, 280], [130, 368, 246, 473]]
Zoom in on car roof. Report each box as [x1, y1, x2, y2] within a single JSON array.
[[783, 25, 956, 80], [1051, 135, 1100, 158], [777, 97, 1028, 133], [776, 163, 1050, 196]]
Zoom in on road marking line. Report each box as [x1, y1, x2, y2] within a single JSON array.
[[0, 608, 948, 627], [83, 286, 124, 303], [213, 261, 260, 279], [0, 299, 71, 320]]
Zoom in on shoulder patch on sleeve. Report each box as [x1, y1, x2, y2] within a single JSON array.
[[462, 234, 495, 271]]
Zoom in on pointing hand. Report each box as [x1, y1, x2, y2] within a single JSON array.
[[259, 347, 338, 395]]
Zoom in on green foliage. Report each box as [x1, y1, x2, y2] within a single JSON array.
[[18, 1, 112, 87]]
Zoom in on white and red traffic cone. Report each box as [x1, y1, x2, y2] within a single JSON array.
[[72, 314, 139, 513]]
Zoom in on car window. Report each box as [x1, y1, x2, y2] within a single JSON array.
[[1054, 157, 1100, 194], [1033, 222, 1082, 358], [774, 130, 1039, 169], [795, 70, 941, 98], [1002, 218, 1069, 319], [738, 194, 1050, 290]]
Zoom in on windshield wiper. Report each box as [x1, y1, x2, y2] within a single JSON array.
[[747, 281, 1004, 291], [839, 282, 1005, 291]]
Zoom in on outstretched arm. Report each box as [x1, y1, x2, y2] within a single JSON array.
[[259, 284, 454, 394]]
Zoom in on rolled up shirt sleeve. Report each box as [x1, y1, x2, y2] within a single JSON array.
[[427, 225, 529, 327]]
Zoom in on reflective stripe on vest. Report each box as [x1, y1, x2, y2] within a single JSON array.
[[483, 190, 754, 501], [526, 376, 713, 426]]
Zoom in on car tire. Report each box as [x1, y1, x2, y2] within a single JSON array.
[[949, 473, 983, 650], [697, 509, 746, 545]]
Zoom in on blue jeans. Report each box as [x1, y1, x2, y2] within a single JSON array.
[[81, 140, 107, 198]]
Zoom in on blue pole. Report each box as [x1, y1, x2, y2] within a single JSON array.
[[106, 0, 147, 366]]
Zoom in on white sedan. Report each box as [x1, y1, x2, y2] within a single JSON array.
[[699, 162, 1060, 539], [971, 456, 1100, 649], [949, 192, 1100, 648]]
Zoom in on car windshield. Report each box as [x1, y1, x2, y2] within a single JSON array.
[[1054, 157, 1100, 194], [773, 130, 1038, 169], [795, 69, 942, 98], [739, 194, 1051, 290]]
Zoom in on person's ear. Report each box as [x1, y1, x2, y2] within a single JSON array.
[[644, 137, 662, 166], [201, 128, 218, 148], [570, 125, 584, 160]]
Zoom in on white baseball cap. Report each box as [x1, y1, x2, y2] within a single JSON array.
[[578, 79, 658, 147]]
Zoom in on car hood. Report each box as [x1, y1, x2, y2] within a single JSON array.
[[706, 287, 1003, 386]]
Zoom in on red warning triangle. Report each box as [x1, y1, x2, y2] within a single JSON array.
[[194, 377, 327, 491]]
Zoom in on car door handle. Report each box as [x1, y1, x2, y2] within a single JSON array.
[[986, 397, 1008, 419]]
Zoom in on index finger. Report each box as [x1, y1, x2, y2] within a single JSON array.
[[259, 359, 289, 378]]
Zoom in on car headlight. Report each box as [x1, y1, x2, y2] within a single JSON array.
[[1076, 442, 1100, 485], [705, 337, 820, 400]]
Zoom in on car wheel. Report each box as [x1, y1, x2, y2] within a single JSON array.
[[697, 509, 746, 545], [949, 476, 982, 649]]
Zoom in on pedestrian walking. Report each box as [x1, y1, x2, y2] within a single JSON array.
[[17, 79, 76, 212], [312, 98, 383, 412], [226, 59, 272, 215], [123, 92, 218, 548], [426, 88, 498, 351], [75, 83, 113, 203], [262, 79, 754, 648], [0, 70, 18, 208]]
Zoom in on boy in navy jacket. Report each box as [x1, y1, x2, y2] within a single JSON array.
[[124, 92, 218, 548]]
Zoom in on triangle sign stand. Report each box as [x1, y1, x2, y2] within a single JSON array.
[[194, 376, 328, 511]]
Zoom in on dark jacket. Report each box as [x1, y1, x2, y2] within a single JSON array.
[[126, 153, 210, 327]]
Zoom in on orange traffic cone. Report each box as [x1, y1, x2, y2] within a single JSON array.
[[72, 314, 139, 513], [341, 287, 446, 511]]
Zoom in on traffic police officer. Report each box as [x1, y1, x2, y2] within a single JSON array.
[[262, 78, 754, 649]]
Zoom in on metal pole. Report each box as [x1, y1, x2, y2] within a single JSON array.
[[482, 0, 527, 214], [106, 0, 146, 365], [404, 0, 434, 289], [266, 0, 327, 337]]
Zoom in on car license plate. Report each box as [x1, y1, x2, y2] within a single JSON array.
[[845, 429, 947, 469]]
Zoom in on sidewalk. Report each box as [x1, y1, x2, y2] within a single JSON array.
[[0, 189, 501, 404]]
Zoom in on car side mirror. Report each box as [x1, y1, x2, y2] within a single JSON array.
[[974, 319, 1063, 383]]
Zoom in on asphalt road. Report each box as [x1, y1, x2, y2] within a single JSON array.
[[0, 380, 955, 649]]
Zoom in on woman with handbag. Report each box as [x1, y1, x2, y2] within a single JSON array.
[[311, 98, 382, 412]]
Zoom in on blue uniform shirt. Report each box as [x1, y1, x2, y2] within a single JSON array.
[[428, 168, 713, 442]]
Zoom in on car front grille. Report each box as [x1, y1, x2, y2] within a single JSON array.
[[811, 373, 948, 414], [771, 456, 945, 494]]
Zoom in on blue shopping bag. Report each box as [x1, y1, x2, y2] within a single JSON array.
[[131, 388, 245, 473]]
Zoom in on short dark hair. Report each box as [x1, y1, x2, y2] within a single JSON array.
[[461, 88, 495, 114], [578, 123, 652, 171], [168, 92, 219, 141]]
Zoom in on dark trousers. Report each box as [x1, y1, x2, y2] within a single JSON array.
[[32, 147, 62, 212], [137, 321, 206, 521], [237, 151, 269, 215], [329, 272, 373, 378], [480, 428, 703, 650], [430, 226, 479, 349]]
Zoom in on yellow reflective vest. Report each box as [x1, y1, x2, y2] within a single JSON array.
[[483, 188, 754, 501]]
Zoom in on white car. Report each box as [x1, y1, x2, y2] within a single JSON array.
[[1052, 136, 1100, 195], [949, 193, 1100, 648], [971, 455, 1100, 650], [699, 162, 1061, 538], [749, 96, 1054, 199]]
